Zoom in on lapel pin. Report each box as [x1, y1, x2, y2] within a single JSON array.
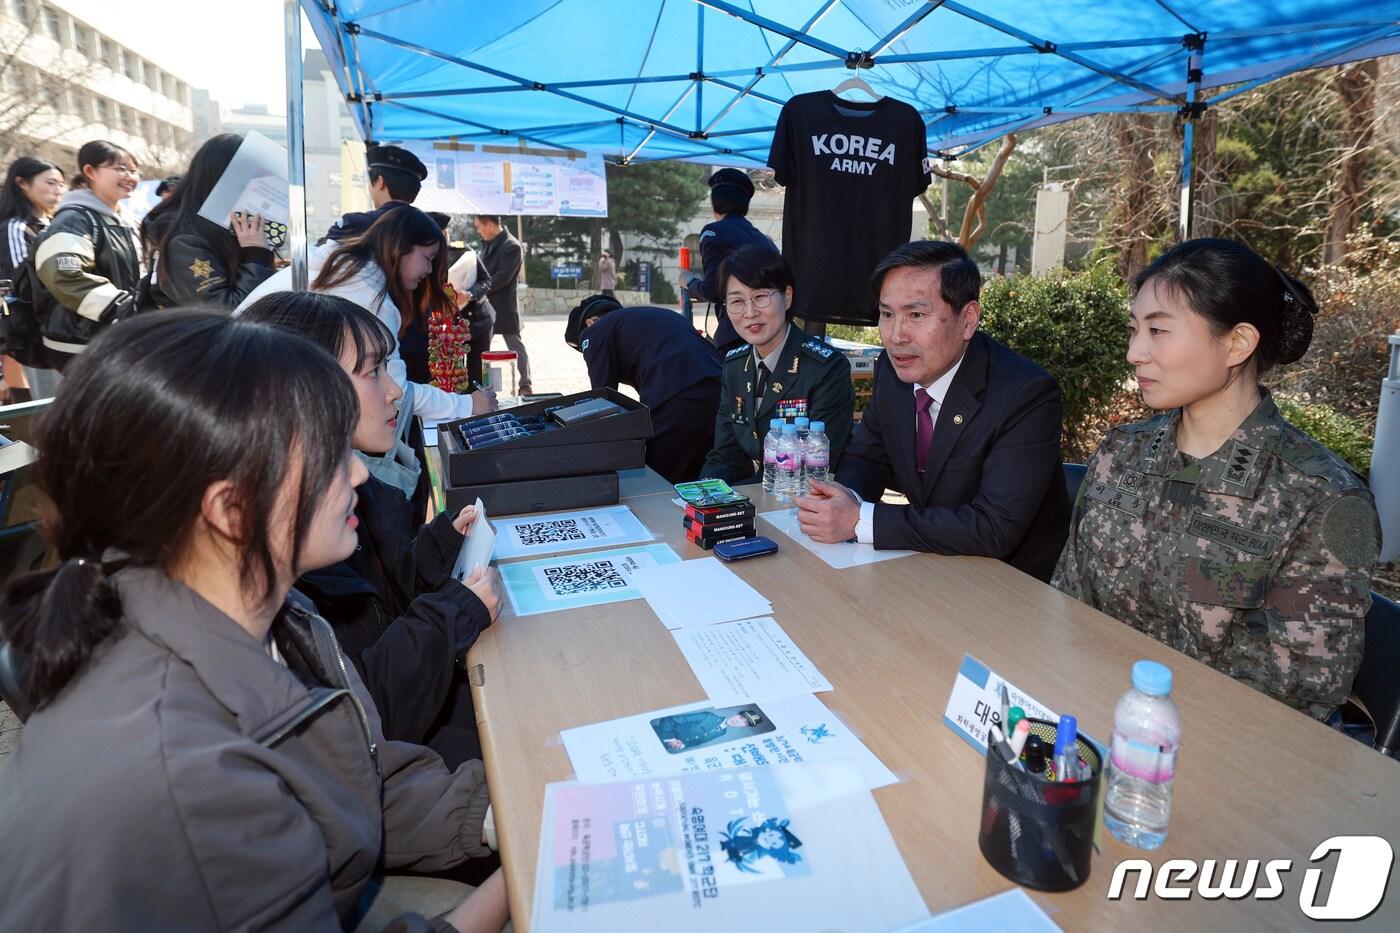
[[953, 414, 964, 425]]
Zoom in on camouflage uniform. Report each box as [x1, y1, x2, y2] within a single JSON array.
[[1053, 391, 1380, 721]]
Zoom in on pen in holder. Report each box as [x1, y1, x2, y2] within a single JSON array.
[[978, 717, 1102, 892]]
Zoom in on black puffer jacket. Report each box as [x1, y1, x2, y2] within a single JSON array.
[[31, 190, 142, 356], [296, 475, 492, 768]]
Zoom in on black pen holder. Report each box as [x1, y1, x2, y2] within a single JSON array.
[[977, 717, 1102, 892]]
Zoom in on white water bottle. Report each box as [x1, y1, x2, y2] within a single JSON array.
[[794, 417, 811, 495], [803, 421, 830, 487], [761, 418, 784, 495], [774, 423, 801, 502], [1103, 660, 1182, 850]]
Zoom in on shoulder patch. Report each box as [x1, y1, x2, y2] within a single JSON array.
[[1321, 494, 1380, 571], [581, 338, 590, 352], [699, 229, 717, 241], [800, 337, 834, 360], [725, 344, 748, 360]]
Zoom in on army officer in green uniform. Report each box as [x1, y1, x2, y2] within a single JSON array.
[[700, 245, 855, 485], [1053, 239, 1380, 722], [653, 708, 765, 752]]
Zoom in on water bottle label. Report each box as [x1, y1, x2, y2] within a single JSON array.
[[776, 454, 798, 471], [1109, 734, 1177, 782], [806, 455, 829, 468], [764, 452, 777, 464]]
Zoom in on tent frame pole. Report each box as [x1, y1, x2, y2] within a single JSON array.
[[285, 0, 309, 290], [1177, 35, 1205, 242]]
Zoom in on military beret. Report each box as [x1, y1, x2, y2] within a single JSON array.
[[709, 167, 754, 200], [367, 145, 428, 182]]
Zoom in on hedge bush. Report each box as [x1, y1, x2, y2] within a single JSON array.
[[979, 264, 1133, 454], [1275, 393, 1373, 475]]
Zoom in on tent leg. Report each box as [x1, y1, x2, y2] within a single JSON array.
[[285, 0, 309, 290], [1176, 39, 1204, 242]]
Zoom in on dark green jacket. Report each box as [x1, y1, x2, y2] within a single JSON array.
[[700, 325, 855, 484]]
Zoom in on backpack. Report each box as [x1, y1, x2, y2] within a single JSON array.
[[0, 254, 59, 369]]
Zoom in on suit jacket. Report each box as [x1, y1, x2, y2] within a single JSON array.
[[479, 229, 523, 334], [836, 331, 1070, 582]]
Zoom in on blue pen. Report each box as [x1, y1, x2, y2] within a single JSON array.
[[1052, 715, 1078, 781]]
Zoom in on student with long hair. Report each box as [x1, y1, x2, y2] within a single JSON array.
[[0, 155, 65, 398], [1053, 239, 1381, 721], [240, 204, 494, 421], [30, 140, 143, 368], [242, 290, 502, 768], [141, 133, 276, 310], [0, 311, 506, 931]]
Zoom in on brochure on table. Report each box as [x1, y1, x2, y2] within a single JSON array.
[[670, 616, 831, 707], [759, 508, 917, 570], [500, 543, 680, 617], [492, 505, 654, 560], [532, 760, 928, 933], [560, 693, 896, 790]]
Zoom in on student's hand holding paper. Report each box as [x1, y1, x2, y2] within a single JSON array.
[[452, 503, 479, 535], [795, 479, 860, 543], [463, 565, 503, 622], [231, 211, 266, 248]]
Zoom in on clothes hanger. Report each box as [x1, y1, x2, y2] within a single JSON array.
[[832, 72, 882, 101]]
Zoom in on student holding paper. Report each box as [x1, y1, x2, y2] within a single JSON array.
[[243, 291, 502, 767]]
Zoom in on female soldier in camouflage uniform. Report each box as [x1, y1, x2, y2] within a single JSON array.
[[1053, 239, 1380, 722]]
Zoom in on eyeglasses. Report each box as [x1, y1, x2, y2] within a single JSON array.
[[724, 290, 780, 315]]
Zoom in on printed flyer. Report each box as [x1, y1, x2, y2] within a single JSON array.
[[532, 760, 928, 932], [560, 693, 897, 790], [500, 543, 680, 617], [492, 506, 654, 560]]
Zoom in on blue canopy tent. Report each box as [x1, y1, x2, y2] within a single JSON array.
[[281, 0, 1400, 279]]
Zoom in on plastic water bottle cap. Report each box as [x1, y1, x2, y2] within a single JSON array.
[[810, 421, 825, 433], [795, 417, 810, 428], [1131, 659, 1173, 696], [781, 423, 797, 434], [770, 418, 784, 430]]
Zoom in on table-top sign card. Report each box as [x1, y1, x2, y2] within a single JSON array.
[[941, 654, 1057, 754]]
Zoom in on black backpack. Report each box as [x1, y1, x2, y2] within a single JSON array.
[[0, 255, 59, 369]]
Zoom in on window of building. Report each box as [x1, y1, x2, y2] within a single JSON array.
[[161, 73, 174, 98], [145, 65, 160, 92], [98, 37, 114, 67], [93, 96, 108, 125], [42, 5, 61, 41], [8, 2, 31, 26], [121, 50, 138, 82], [71, 23, 87, 56]]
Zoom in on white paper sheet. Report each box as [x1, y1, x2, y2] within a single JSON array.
[[671, 616, 831, 706], [893, 889, 1060, 932], [197, 131, 290, 227], [492, 505, 654, 560], [632, 557, 771, 629], [533, 760, 928, 933], [451, 498, 495, 582], [560, 693, 897, 790], [759, 507, 918, 569]]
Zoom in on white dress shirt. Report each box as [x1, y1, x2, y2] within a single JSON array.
[[852, 351, 967, 543]]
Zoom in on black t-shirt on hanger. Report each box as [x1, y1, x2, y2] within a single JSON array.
[[768, 91, 931, 326]]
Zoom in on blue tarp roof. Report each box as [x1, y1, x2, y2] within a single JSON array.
[[304, 1, 1400, 165]]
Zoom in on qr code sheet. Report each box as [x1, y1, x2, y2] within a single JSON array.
[[516, 519, 589, 547], [541, 560, 629, 596]]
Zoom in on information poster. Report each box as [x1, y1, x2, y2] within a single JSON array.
[[533, 761, 929, 933], [402, 141, 608, 217]]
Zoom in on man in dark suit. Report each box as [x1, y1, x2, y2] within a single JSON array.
[[795, 241, 1069, 582], [474, 214, 529, 393]]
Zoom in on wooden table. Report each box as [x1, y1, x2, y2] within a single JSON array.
[[469, 480, 1400, 931]]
